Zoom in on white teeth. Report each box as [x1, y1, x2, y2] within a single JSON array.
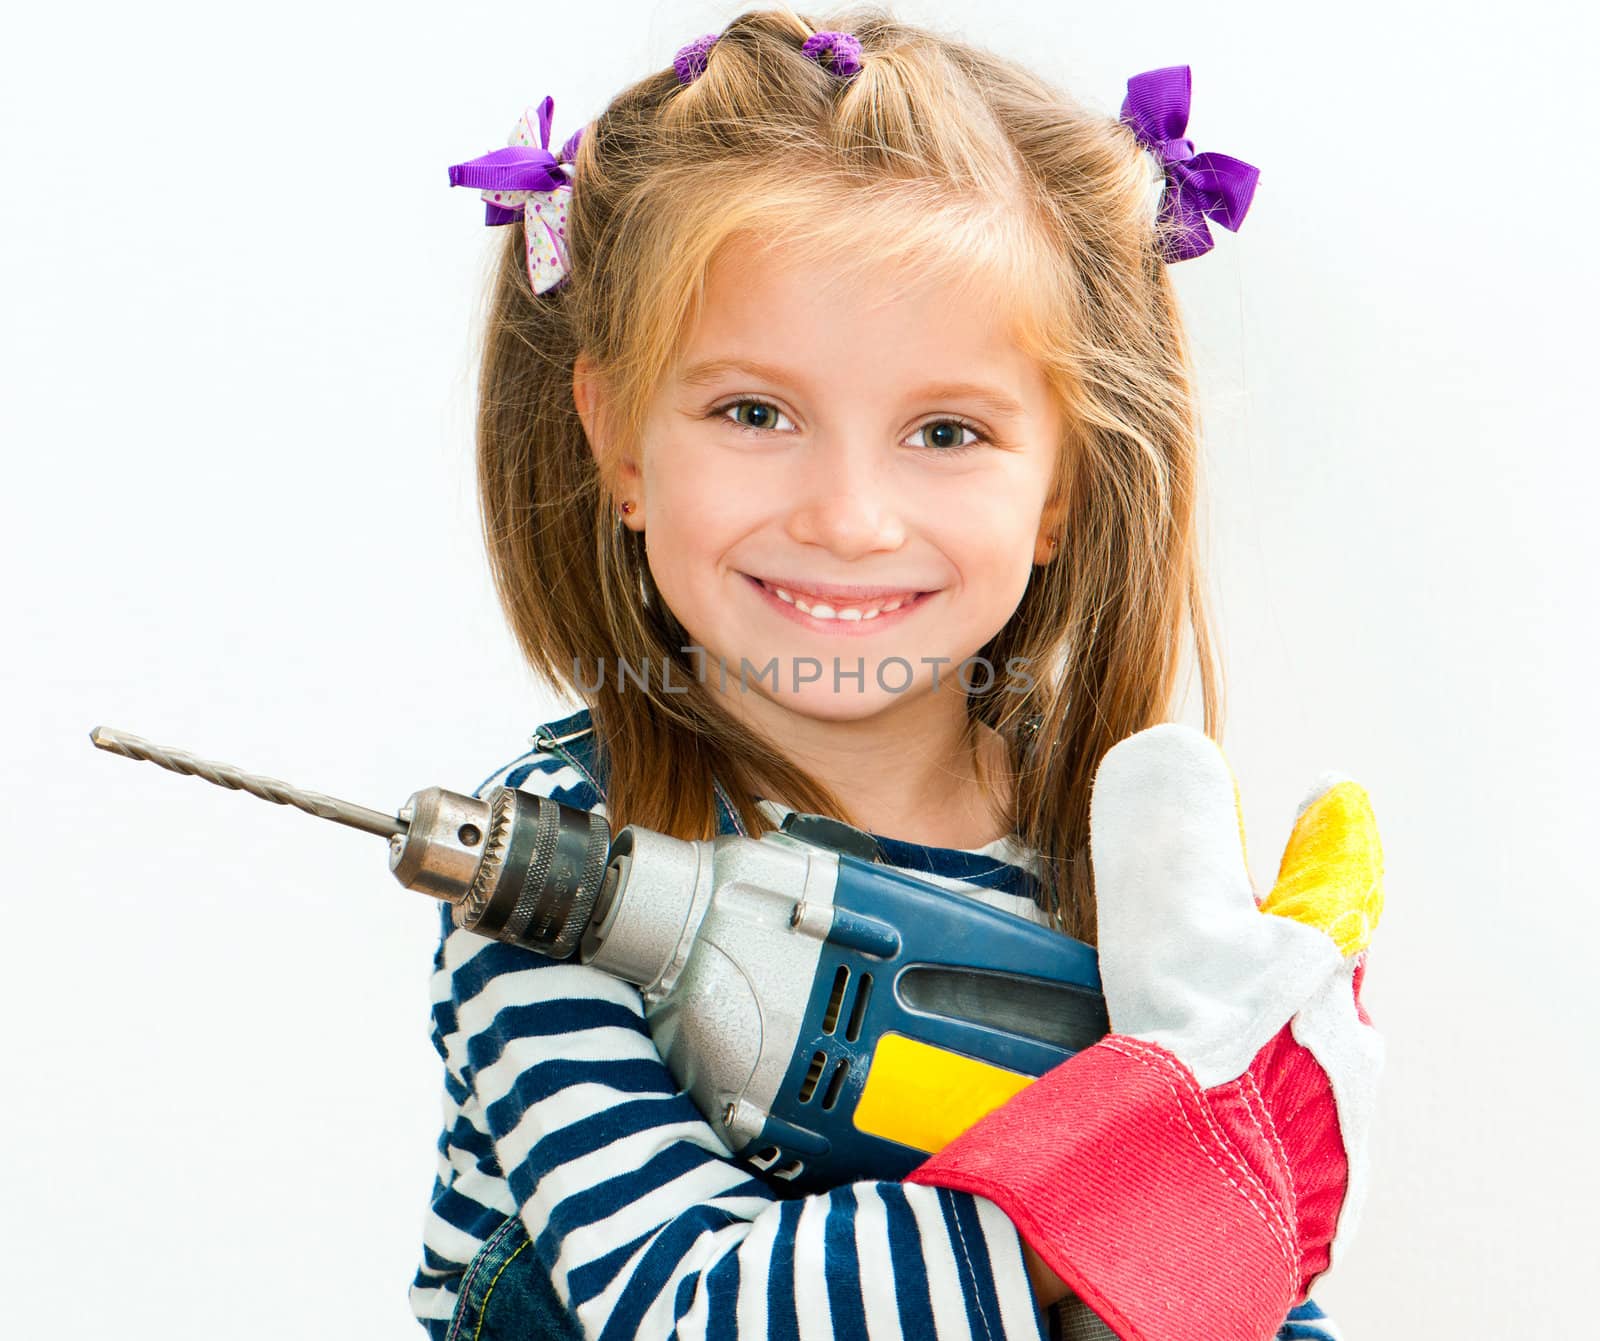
[[766, 583, 913, 620]]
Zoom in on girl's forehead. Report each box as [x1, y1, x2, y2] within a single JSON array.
[[707, 236, 990, 318], [669, 240, 1057, 432], [706, 207, 1030, 298], [682, 230, 1035, 367]]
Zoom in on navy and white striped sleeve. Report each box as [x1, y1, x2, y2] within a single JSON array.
[[411, 748, 1046, 1340], [1274, 1299, 1347, 1341]]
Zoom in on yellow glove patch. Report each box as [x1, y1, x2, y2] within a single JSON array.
[[1258, 780, 1385, 957]]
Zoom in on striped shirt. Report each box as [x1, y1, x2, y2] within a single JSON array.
[[409, 718, 1348, 1340]]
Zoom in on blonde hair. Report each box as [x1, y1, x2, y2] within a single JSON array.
[[471, 3, 1224, 944]]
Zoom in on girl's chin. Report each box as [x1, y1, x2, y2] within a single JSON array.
[[715, 678, 951, 721]]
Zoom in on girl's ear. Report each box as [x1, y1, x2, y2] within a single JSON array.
[[573, 353, 643, 513], [572, 351, 606, 466], [1034, 487, 1070, 565]]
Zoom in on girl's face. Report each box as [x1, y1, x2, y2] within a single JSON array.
[[580, 232, 1065, 729]]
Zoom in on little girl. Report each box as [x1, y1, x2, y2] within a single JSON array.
[[413, 7, 1370, 1338]]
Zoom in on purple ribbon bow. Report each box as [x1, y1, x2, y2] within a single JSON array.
[[1120, 66, 1259, 263], [447, 96, 583, 227]]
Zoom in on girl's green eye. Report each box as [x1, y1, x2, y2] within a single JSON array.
[[914, 420, 978, 451], [729, 401, 782, 430]]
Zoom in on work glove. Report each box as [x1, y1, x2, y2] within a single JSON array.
[[906, 723, 1385, 1341]]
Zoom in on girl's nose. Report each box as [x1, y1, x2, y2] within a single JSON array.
[[782, 448, 908, 558]]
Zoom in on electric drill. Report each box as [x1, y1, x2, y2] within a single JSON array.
[[89, 725, 1108, 1194]]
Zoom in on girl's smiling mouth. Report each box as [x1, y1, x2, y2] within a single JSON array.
[[741, 573, 938, 633]]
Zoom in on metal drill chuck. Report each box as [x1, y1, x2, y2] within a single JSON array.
[[88, 726, 617, 962], [388, 784, 613, 959]]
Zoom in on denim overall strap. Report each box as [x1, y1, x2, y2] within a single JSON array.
[[530, 707, 608, 796], [531, 706, 751, 837], [713, 775, 747, 836]]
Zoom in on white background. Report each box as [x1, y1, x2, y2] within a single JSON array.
[[4, 1, 1595, 1335]]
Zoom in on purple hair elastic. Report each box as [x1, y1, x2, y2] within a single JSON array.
[[675, 32, 720, 84], [801, 31, 863, 79], [1119, 65, 1259, 263]]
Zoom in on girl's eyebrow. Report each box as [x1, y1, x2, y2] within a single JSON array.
[[910, 381, 1028, 422], [679, 357, 1026, 421], [679, 356, 802, 389]]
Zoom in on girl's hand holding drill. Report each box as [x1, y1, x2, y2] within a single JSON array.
[[908, 724, 1386, 1341]]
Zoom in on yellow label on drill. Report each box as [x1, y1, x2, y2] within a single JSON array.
[[852, 1033, 1034, 1154]]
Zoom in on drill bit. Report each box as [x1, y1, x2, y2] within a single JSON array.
[[89, 725, 407, 840]]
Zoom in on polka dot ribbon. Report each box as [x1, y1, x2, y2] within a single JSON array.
[[447, 97, 582, 295]]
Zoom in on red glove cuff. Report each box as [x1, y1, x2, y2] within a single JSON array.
[[906, 1025, 1346, 1341]]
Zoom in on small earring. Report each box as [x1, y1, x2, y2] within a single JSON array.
[[617, 500, 635, 517]]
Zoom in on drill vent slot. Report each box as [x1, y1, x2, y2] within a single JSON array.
[[897, 965, 1111, 1053], [821, 965, 850, 1034], [820, 1058, 850, 1111], [845, 972, 873, 1043], [797, 1050, 828, 1103], [771, 1157, 805, 1180], [748, 1146, 782, 1170]]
